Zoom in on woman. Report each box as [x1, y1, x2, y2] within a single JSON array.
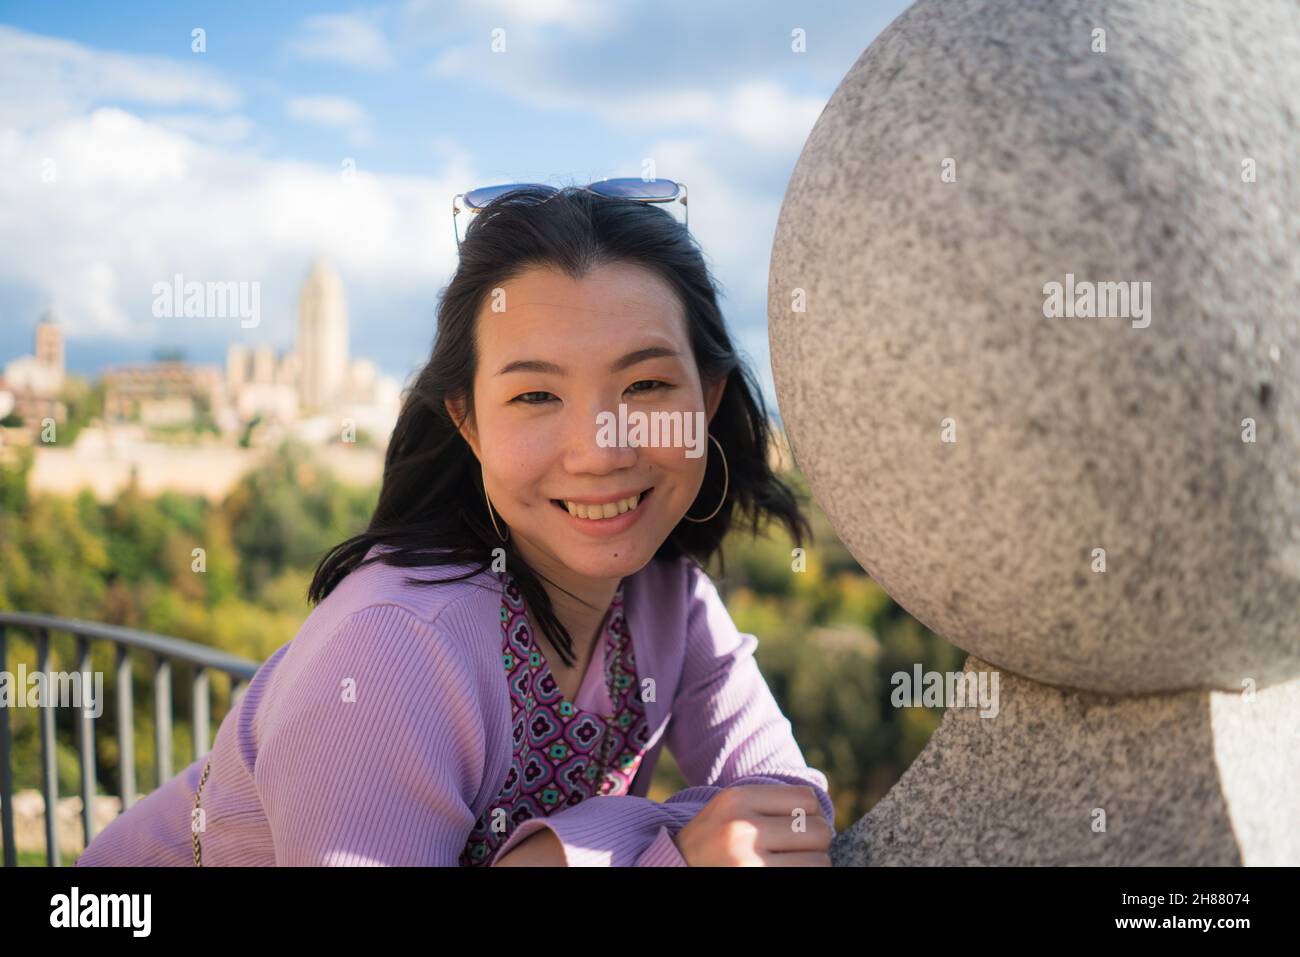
[[77, 184, 834, 866]]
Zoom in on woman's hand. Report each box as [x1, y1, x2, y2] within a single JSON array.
[[492, 827, 567, 866], [673, 784, 832, 866]]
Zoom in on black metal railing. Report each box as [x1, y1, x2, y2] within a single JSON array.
[[0, 612, 261, 867]]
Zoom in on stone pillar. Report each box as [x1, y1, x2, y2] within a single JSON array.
[[768, 0, 1300, 864]]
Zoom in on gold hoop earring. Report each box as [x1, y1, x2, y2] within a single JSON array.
[[482, 465, 509, 542], [683, 433, 728, 523]]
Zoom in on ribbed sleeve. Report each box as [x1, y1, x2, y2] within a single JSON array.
[[492, 562, 834, 866], [663, 565, 837, 824], [257, 603, 487, 865]]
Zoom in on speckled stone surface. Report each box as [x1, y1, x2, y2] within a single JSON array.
[[830, 656, 1300, 865], [768, 0, 1300, 693]]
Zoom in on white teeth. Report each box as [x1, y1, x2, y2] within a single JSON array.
[[563, 492, 642, 519]]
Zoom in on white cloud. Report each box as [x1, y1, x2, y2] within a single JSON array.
[[469, 0, 613, 31], [404, 0, 614, 34], [0, 106, 471, 346], [427, 47, 824, 152], [152, 113, 255, 145], [0, 24, 240, 129], [723, 81, 826, 152], [426, 46, 470, 76], [286, 95, 374, 145], [286, 13, 395, 70], [68, 262, 131, 337], [41, 107, 192, 189], [286, 96, 370, 129], [0, 24, 471, 369]]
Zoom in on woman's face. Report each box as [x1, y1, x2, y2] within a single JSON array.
[[447, 260, 725, 588]]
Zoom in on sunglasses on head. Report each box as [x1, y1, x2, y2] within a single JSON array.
[[451, 177, 687, 248]]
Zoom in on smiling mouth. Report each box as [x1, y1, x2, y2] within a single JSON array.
[[551, 486, 654, 520]]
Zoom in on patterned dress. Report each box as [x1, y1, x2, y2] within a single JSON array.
[[459, 569, 653, 866]]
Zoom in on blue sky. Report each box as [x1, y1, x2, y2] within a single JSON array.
[[0, 0, 908, 409]]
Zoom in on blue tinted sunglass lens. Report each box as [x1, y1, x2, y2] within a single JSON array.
[[587, 178, 679, 201], [464, 183, 556, 209]]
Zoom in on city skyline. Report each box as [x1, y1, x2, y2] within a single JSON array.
[[0, 259, 413, 386], [0, 258, 404, 502], [2, 258, 402, 432]]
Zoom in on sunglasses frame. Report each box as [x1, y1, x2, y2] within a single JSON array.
[[451, 177, 688, 248]]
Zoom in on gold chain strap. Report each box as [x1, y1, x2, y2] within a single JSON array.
[[192, 756, 212, 866]]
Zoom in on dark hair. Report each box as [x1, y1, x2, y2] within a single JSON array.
[[308, 184, 811, 666]]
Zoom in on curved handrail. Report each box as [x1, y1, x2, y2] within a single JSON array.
[[0, 612, 263, 867], [0, 612, 260, 679]]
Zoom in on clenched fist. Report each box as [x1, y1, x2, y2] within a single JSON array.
[[672, 784, 832, 866]]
